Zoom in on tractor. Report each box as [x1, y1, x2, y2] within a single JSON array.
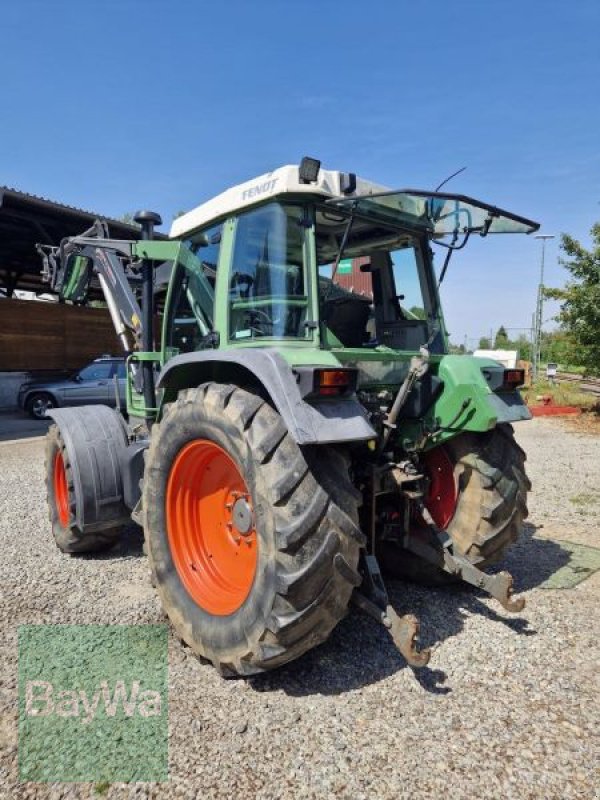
[[37, 158, 538, 674]]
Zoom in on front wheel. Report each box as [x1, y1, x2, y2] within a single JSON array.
[[380, 424, 530, 584], [27, 392, 55, 420], [45, 425, 123, 553], [142, 383, 364, 676]]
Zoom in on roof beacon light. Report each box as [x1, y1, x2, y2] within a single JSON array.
[[340, 172, 357, 195], [299, 156, 321, 184]]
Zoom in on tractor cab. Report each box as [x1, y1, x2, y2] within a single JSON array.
[[167, 161, 538, 365]]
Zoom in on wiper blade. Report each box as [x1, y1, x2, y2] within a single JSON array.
[[330, 207, 356, 285], [323, 206, 357, 304]]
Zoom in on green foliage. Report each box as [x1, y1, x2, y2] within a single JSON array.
[[545, 222, 600, 376], [494, 325, 509, 347], [520, 379, 597, 410], [118, 212, 141, 229], [408, 305, 427, 320], [478, 336, 491, 349], [514, 333, 532, 362], [448, 341, 466, 354]]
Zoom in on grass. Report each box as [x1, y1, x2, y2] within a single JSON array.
[[569, 492, 599, 507], [94, 782, 111, 796], [539, 362, 587, 375], [520, 380, 598, 410], [569, 492, 600, 517]]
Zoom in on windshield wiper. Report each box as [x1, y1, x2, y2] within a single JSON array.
[[330, 206, 356, 284], [324, 205, 357, 302]]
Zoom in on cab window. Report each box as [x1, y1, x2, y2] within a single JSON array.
[[189, 224, 222, 288], [228, 203, 308, 340], [165, 226, 220, 355]]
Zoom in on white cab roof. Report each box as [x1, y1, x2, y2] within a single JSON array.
[[169, 164, 389, 239]]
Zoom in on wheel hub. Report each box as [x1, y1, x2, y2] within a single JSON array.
[[231, 496, 253, 535]]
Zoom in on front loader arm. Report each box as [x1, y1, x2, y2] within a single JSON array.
[[37, 220, 145, 352]]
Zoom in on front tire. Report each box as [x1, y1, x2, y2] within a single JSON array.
[[381, 424, 530, 583], [45, 425, 123, 553], [142, 383, 364, 676]]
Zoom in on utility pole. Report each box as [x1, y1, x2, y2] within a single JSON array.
[[532, 234, 555, 381]]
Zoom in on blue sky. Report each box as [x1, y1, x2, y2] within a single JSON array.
[[2, 0, 599, 345]]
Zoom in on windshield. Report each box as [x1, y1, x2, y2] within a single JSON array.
[[315, 209, 444, 352], [327, 190, 539, 237]]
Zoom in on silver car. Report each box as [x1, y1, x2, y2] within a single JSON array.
[[18, 356, 127, 419]]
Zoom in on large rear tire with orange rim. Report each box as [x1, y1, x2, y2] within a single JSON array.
[[142, 382, 364, 676], [379, 424, 530, 584], [44, 425, 123, 553]]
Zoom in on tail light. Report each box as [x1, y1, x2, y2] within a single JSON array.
[[315, 369, 357, 397], [502, 368, 525, 389]]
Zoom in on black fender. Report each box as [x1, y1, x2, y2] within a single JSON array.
[[47, 406, 132, 531], [157, 349, 376, 446]]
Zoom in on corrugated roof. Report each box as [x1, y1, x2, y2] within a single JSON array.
[[0, 185, 147, 234]]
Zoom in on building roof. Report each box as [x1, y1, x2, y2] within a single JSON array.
[[0, 186, 166, 296]]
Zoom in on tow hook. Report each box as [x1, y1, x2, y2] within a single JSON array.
[[404, 504, 526, 613], [352, 554, 431, 668]]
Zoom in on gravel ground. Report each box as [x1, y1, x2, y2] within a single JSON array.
[[0, 418, 599, 799]]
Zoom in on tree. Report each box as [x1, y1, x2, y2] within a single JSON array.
[[545, 222, 600, 376], [448, 341, 466, 354], [118, 212, 141, 229], [514, 334, 532, 363], [494, 325, 509, 348], [478, 336, 491, 349], [408, 306, 426, 320]]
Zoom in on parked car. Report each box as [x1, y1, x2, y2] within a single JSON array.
[[18, 356, 126, 419]]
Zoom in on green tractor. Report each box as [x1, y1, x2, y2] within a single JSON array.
[[38, 157, 537, 674]]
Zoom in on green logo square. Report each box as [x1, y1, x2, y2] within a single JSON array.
[[18, 624, 168, 783]]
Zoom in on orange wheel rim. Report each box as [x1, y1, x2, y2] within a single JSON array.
[[166, 439, 258, 616], [422, 446, 458, 529], [53, 451, 69, 527]]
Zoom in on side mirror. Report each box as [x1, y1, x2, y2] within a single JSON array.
[[74, 374, 82, 382]]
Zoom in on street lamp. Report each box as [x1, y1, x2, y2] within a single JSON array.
[[532, 234, 555, 381]]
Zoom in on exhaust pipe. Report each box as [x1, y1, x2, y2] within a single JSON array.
[[134, 210, 162, 427]]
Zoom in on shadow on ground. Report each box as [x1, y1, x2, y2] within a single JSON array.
[[76, 518, 574, 697], [249, 523, 573, 698], [79, 523, 146, 560], [0, 411, 50, 442]]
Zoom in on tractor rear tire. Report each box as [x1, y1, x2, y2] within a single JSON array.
[[142, 383, 364, 676], [45, 424, 123, 553], [380, 424, 530, 584]]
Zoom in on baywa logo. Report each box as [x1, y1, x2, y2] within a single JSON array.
[[25, 679, 162, 724], [18, 624, 168, 783]]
